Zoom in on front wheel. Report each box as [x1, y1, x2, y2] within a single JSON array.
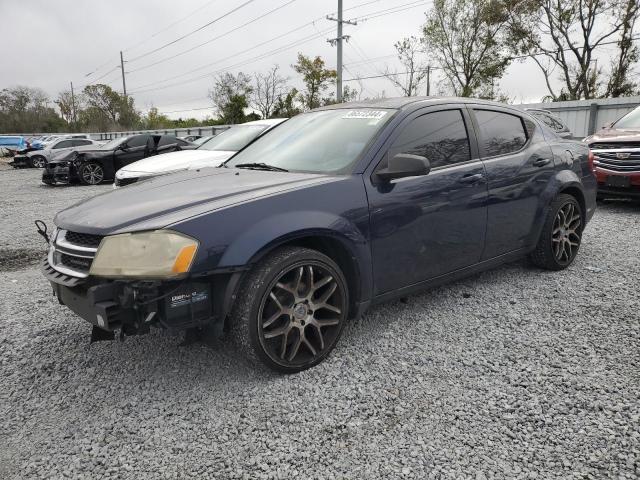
[[79, 162, 105, 185], [229, 247, 349, 373], [530, 193, 583, 270]]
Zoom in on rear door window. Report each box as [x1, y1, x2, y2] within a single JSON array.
[[72, 139, 92, 146], [53, 140, 74, 149], [474, 110, 527, 157]]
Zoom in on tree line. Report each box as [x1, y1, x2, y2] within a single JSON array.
[[1, 0, 638, 134]]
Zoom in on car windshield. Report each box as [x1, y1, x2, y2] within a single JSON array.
[[98, 137, 129, 150], [198, 125, 267, 152], [613, 107, 640, 129], [226, 109, 393, 174]]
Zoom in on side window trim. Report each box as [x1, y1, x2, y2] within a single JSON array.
[[470, 107, 531, 160]]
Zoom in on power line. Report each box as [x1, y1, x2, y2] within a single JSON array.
[[128, 0, 301, 74], [127, 0, 258, 63], [123, 0, 222, 53], [129, 27, 334, 95], [129, 22, 333, 92]]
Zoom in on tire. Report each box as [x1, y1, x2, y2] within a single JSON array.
[[30, 156, 46, 168], [228, 246, 349, 373], [530, 193, 583, 270], [79, 162, 105, 185]]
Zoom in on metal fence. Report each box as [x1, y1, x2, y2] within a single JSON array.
[[517, 96, 640, 138], [91, 125, 231, 141]]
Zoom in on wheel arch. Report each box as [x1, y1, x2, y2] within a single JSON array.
[[218, 229, 369, 323]]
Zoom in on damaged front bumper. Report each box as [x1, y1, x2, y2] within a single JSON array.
[[42, 257, 219, 340], [42, 163, 73, 185]]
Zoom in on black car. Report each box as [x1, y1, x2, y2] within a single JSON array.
[[42, 134, 196, 185], [42, 97, 597, 372]]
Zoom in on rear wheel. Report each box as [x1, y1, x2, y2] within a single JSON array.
[[30, 156, 46, 168], [530, 193, 583, 270], [79, 162, 104, 185], [229, 246, 349, 373]]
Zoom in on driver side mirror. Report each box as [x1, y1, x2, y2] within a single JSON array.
[[374, 153, 431, 182], [118, 143, 128, 151]]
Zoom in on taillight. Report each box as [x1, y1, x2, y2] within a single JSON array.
[[587, 150, 596, 175]]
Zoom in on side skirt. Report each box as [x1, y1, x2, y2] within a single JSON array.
[[371, 247, 530, 306]]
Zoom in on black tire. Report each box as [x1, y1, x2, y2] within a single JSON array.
[[79, 162, 105, 185], [228, 246, 349, 373], [530, 193, 583, 270], [30, 156, 46, 168]]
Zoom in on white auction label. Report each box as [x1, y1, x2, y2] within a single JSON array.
[[342, 110, 388, 120]]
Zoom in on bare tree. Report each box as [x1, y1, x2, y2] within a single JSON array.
[[252, 65, 289, 119], [605, 0, 640, 97], [508, 0, 638, 100], [384, 37, 430, 96]]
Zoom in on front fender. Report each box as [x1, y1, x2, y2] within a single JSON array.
[[219, 211, 368, 267]]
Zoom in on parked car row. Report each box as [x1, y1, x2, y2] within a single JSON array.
[[41, 97, 598, 372]]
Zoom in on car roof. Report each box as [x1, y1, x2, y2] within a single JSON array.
[[314, 96, 526, 112], [239, 118, 287, 127]]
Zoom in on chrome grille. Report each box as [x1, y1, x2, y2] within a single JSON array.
[[590, 145, 640, 173], [49, 229, 102, 278]]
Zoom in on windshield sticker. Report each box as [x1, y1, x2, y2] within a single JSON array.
[[342, 110, 388, 123]]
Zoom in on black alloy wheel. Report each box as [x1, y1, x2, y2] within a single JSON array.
[[79, 162, 105, 185], [530, 193, 583, 270], [230, 247, 349, 372]]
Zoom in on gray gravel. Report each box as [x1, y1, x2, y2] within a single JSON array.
[[0, 167, 639, 479]]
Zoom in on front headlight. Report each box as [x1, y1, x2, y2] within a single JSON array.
[[90, 230, 199, 278]]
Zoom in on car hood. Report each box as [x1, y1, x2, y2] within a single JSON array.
[[55, 168, 339, 235], [117, 150, 235, 177], [585, 128, 640, 144]]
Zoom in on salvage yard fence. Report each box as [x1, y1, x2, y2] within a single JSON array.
[[91, 125, 231, 141], [517, 96, 640, 138]]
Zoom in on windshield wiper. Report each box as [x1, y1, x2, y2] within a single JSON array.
[[234, 162, 288, 172]]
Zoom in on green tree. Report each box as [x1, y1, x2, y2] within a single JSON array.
[[0, 86, 65, 133], [423, 0, 512, 99], [81, 84, 140, 130], [293, 54, 337, 110], [272, 88, 302, 118], [209, 72, 253, 124]]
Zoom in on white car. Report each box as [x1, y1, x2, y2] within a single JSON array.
[[114, 119, 286, 187]]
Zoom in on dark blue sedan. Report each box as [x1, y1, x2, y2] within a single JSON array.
[[43, 97, 597, 372]]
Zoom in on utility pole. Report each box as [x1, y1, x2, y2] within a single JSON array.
[[327, 0, 357, 103], [426, 66, 431, 96], [120, 51, 127, 98], [70, 81, 77, 125]]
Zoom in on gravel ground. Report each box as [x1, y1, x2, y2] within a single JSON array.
[[0, 167, 639, 479]]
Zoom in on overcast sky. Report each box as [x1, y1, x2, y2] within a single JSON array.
[[1, 0, 626, 120]]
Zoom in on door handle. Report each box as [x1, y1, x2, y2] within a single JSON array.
[[458, 173, 484, 184], [532, 158, 551, 167]]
